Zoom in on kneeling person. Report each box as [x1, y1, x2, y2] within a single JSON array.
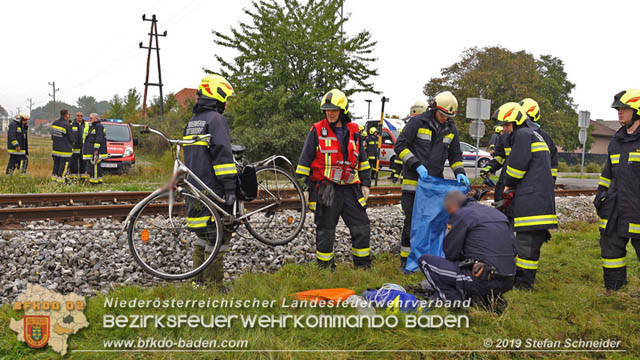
[[419, 191, 516, 302]]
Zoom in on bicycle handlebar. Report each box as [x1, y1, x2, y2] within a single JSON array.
[[131, 124, 212, 145]]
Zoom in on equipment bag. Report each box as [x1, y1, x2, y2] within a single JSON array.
[[405, 176, 468, 273]]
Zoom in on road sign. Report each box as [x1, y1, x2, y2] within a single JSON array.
[[469, 119, 486, 140], [466, 98, 492, 120], [578, 110, 591, 128], [579, 128, 588, 144]]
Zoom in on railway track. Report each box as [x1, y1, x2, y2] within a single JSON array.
[[0, 186, 594, 224]]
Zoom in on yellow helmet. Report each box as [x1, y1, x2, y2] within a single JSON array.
[[495, 125, 503, 133], [611, 89, 640, 118], [320, 89, 349, 114], [434, 91, 458, 118], [519, 98, 541, 122], [16, 112, 30, 120], [358, 124, 365, 131], [410, 100, 428, 115], [199, 74, 234, 103], [369, 127, 378, 135], [493, 102, 527, 126]]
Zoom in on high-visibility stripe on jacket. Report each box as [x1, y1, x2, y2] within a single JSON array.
[[72, 121, 89, 154], [393, 109, 465, 192], [504, 122, 557, 232], [595, 124, 640, 239], [7, 119, 28, 155], [82, 121, 108, 160]]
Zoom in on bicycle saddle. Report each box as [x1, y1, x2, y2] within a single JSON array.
[[231, 144, 246, 154]]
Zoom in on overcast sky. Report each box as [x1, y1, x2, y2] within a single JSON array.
[[1, 0, 639, 121]]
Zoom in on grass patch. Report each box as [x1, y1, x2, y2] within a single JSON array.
[[1, 223, 638, 359]]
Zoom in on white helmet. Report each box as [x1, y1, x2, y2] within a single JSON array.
[[433, 91, 458, 118], [410, 100, 428, 115], [15, 112, 30, 120]]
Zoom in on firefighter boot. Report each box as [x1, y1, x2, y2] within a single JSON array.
[[603, 267, 627, 291], [350, 224, 371, 268], [513, 268, 536, 290], [316, 228, 336, 270]]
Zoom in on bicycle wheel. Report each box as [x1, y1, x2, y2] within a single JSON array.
[[127, 187, 223, 280], [242, 165, 306, 246]]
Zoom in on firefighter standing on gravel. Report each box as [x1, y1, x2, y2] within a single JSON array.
[[494, 102, 557, 290], [82, 113, 108, 184], [394, 91, 468, 269], [6, 112, 29, 175], [184, 74, 237, 285], [296, 89, 372, 269], [594, 89, 640, 291], [366, 127, 379, 179], [70, 112, 89, 180], [51, 109, 74, 183]]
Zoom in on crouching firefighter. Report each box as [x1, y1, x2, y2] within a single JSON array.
[[184, 74, 237, 285], [296, 89, 372, 268], [6, 113, 29, 175], [419, 191, 516, 304], [494, 102, 557, 290], [594, 89, 640, 291]]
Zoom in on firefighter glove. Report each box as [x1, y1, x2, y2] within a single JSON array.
[[457, 173, 470, 186], [416, 165, 429, 180], [362, 186, 370, 201]]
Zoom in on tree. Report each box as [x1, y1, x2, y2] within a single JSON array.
[[423, 46, 587, 151], [77, 95, 99, 114], [123, 88, 140, 118], [210, 0, 378, 162], [105, 95, 125, 119]]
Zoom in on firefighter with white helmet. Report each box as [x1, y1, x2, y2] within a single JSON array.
[[6, 112, 30, 175], [394, 91, 468, 270]]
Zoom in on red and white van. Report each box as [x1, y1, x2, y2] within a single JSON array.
[[101, 119, 137, 173]]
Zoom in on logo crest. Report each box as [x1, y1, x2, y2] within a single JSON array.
[[24, 315, 50, 349], [321, 127, 328, 137]]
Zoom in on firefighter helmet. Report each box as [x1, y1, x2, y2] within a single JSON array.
[[519, 98, 541, 122], [358, 124, 365, 132], [369, 127, 378, 135], [410, 100, 428, 115], [320, 89, 349, 114], [495, 125, 503, 133], [493, 102, 527, 126], [611, 89, 640, 118], [433, 91, 458, 118], [15, 112, 30, 120], [199, 74, 234, 103]]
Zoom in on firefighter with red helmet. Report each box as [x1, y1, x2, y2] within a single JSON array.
[[296, 89, 372, 268], [594, 89, 640, 291]]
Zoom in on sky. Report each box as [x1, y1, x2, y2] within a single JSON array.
[[1, 0, 639, 121]]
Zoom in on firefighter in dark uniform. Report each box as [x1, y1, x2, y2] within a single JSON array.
[[51, 109, 74, 183], [519, 98, 559, 181], [82, 113, 108, 184], [6, 113, 29, 175], [296, 89, 372, 268], [70, 112, 89, 180], [419, 191, 516, 302], [394, 91, 469, 269], [391, 102, 428, 184], [594, 89, 640, 291], [494, 102, 557, 289], [482, 130, 511, 202], [183, 74, 237, 285], [489, 126, 502, 155], [366, 127, 379, 179]]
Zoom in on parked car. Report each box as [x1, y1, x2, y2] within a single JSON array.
[[101, 119, 137, 173], [460, 142, 491, 168]]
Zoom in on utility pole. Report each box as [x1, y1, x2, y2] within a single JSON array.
[[16, 107, 21, 116], [48, 81, 60, 118], [27, 98, 35, 118], [140, 14, 167, 117]]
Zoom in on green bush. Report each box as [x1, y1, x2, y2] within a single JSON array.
[[570, 164, 582, 172], [585, 162, 603, 173], [557, 161, 570, 172]]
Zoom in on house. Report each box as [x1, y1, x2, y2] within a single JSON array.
[[590, 119, 620, 154], [175, 88, 198, 108]]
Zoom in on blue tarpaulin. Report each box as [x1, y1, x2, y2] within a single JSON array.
[[405, 176, 469, 273]]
